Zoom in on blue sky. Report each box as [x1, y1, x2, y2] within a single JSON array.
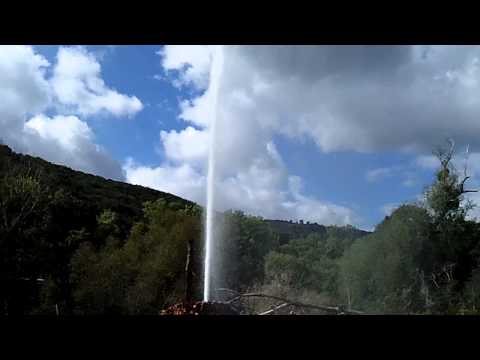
[[3, 45, 480, 231], [276, 135, 434, 226], [35, 45, 179, 165]]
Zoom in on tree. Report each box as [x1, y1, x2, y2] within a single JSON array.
[[0, 161, 48, 315], [422, 139, 479, 312], [0, 162, 45, 238], [214, 210, 279, 294], [339, 205, 430, 313], [70, 199, 202, 314], [426, 139, 477, 222]]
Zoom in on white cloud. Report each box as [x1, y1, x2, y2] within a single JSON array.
[[51, 46, 143, 117], [160, 126, 209, 166], [123, 153, 357, 226], [282, 176, 358, 225], [32, 44, 478, 227], [203, 46, 480, 154], [129, 45, 480, 226], [123, 159, 206, 204], [126, 109, 358, 226], [158, 45, 213, 90], [25, 114, 93, 151], [121, 45, 366, 226], [23, 114, 123, 180], [0, 45, 51, 142], [0, 45, 139, 181]]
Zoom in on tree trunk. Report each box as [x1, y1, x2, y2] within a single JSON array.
[[185, 238, 194, 304]]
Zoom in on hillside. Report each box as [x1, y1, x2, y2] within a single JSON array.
[[0, 144, 368, 242], [0, 144, 194, 236]]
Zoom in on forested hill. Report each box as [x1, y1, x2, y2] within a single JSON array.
[[265, 219, 369, 244], [0, 144, 194, 233]]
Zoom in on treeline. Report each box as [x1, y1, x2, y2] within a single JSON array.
[[253, 141, 480, 314], [2, 141, 480, 315], [0, 145, 365, 315]]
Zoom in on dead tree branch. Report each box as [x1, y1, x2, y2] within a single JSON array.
[[258, 303, 290, 315], [219, 290, 366, 315]]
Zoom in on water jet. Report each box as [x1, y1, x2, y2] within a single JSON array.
[[203, 45, 224, 302]]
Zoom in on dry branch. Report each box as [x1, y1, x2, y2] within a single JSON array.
[[216, 289, 365, 315], [258, 302, 290, 315]]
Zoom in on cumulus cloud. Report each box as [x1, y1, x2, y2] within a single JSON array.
[[188, 45, 480, 154], [25, 114, 93, 151], [160, 126, 209, 166], [23, 115, 124, 180], [122, 45, 480, 225], [282, 176, 358, 225], [124, 143, 357, 225], [150, 45, 480, 225], [124, 158, 206, 204], [158, 45, 213, 90], [51, 46, 143, 117], [0, 45, 51, 145], [123, 45, 377, 225], [124, 44, 361, 225], [0, 45, 142, 181]]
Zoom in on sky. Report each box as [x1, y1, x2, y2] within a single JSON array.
[[2, 45, 480, 231]]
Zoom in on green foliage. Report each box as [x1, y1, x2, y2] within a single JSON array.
[[97, 209, 118, 228], [0, 165, 45, 237], [6, 141, 480, 315], [0, 144, 194, 239], [420, 140, 480, 311], [70, 199, 202, 314], [0, 145, 199, 315], [333, 141, 480, 314], [461, 268, 480, 313], [262, 225, 368, 304], [215, 210, 279, 292], [0, 160, 51, 314], [339, 205, 430, 313]]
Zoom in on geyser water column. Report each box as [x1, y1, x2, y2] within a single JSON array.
[[204, 45, 224, 302]]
